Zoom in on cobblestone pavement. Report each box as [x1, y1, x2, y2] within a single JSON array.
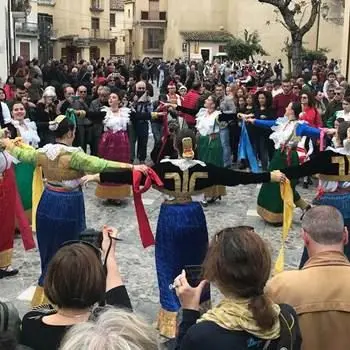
[[0, 176, 316, 322]]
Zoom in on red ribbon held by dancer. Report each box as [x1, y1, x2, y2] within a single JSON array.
[[132, 168, 164, 248]]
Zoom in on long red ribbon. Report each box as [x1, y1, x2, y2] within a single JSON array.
[[132, 168, 164, 248]]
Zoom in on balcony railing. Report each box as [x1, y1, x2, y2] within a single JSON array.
[[15, 22, 39, 35], [38, 0, 56, 5], [89, 29, 110, 40], [90, 0, 104, 11]]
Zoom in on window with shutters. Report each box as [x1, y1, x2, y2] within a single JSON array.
[[91, 17, 100, 29], [143, 28, 164, 52], [141, 11, 149, 20], [110, 13, 116, 27]]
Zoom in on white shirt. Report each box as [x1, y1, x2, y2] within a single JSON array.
[[196, 109, 221, 136], [1, 102, 11, 124]]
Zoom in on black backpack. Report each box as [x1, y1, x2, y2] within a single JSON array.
[[263, 304, 301, 350]]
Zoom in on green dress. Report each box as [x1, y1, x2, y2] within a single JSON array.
[[257, 149, 301, 224], [15, 162, 35, 211], [198, 135, 223, 167], [196, 109, 225, 197]]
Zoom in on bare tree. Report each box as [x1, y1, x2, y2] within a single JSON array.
[[258, 0, 321, 76]]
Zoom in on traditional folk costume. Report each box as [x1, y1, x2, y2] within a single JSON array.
[[283, 145, 350, 264], [196, 108, 226, 199], [5, 126, 134, 305], [99, 138, 275, 339], [96, 107, 132, 200], [254, 117, 320, 224], [12, 119, 40, 217], [0, 134, 35, 276]]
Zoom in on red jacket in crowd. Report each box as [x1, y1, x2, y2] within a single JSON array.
[[180, 89, 201, 126], [273, 92, 299, 118], [299, 106, 323, 128]]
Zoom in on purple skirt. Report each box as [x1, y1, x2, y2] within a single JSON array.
[[98, 130, 130, 162]]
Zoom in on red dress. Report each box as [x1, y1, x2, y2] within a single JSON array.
[[0, 152, 34, 269]]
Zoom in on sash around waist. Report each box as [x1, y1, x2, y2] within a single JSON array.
[[46, 183, 81, 192]]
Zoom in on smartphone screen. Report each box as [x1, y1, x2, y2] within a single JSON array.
[[184, 265, 210, 303]]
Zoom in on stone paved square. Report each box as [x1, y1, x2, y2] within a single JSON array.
[[0, 180, 316, 322]]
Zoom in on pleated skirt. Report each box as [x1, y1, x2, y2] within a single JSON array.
[[257, 149, 303, 224], [36, 188, 86, 286], [156, 201, 209, 338], [96, 130, 131, 199], [0, 168, 16, 268]]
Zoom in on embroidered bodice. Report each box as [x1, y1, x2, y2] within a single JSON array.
[[196, 109, 221, 136], [7, 142, 133, 189], [102, 107, 131, 132], [12, 119, 40, 148]]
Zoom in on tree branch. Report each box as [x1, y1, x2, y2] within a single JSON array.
[[284, 0, 293, 8], [258, 0, 284, 10], [300, 0, 320, 36], [278, 19, 290, 30]]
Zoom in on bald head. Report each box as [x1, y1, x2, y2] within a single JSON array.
[[136, 81, 146, 91], [302, 206, 344, 245]]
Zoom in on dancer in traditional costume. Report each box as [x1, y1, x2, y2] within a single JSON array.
[[0, 113, 147, 305], [96, 92, 132, 203], [0, 129, 35, 279], [246, 102, 321, 225], [282, 121, 350, 266], [196, 95, 226, 204], [82, 129, 284, 339], [11, 102, 40, 221]]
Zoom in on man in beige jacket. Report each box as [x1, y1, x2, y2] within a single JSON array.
[[266, 206, 350, 350]]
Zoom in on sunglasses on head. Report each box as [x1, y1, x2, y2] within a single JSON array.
[[215, 226, 255, 242], [60, 240, 102, 258]]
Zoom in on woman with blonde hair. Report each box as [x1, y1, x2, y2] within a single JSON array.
[[60, 308, 158, 350], [174, 226, 301, 350]]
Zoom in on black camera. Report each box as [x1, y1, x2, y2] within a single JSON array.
[[79, 228, 103, 249]]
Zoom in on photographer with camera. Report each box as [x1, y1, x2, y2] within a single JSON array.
[[20, 226, 131, 350]]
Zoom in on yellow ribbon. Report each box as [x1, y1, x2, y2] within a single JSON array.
[[32, 166, 44, 232], [274, 179, 294, 274]]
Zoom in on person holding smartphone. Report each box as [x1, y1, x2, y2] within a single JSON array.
[[81, 129, 285, 339], [20, 226, 131, 350]]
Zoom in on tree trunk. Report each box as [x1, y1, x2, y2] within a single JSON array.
[[291, 33, 303, 77]]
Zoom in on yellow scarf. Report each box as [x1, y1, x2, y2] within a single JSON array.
[[274, 180, 294, 274], [32, 165, 44, 232], [199, 298, 281, 339]]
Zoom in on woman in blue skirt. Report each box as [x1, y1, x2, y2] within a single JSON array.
[[83, 129, 284, 339], [1, 112, 147, 306]]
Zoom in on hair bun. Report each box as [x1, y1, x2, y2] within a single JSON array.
[[49, 121, 59, 131]]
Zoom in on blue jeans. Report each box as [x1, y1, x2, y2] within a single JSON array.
[[151, 122, 163, 145], [130, 121, 149, 162], [220, 127, 232, 168]]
